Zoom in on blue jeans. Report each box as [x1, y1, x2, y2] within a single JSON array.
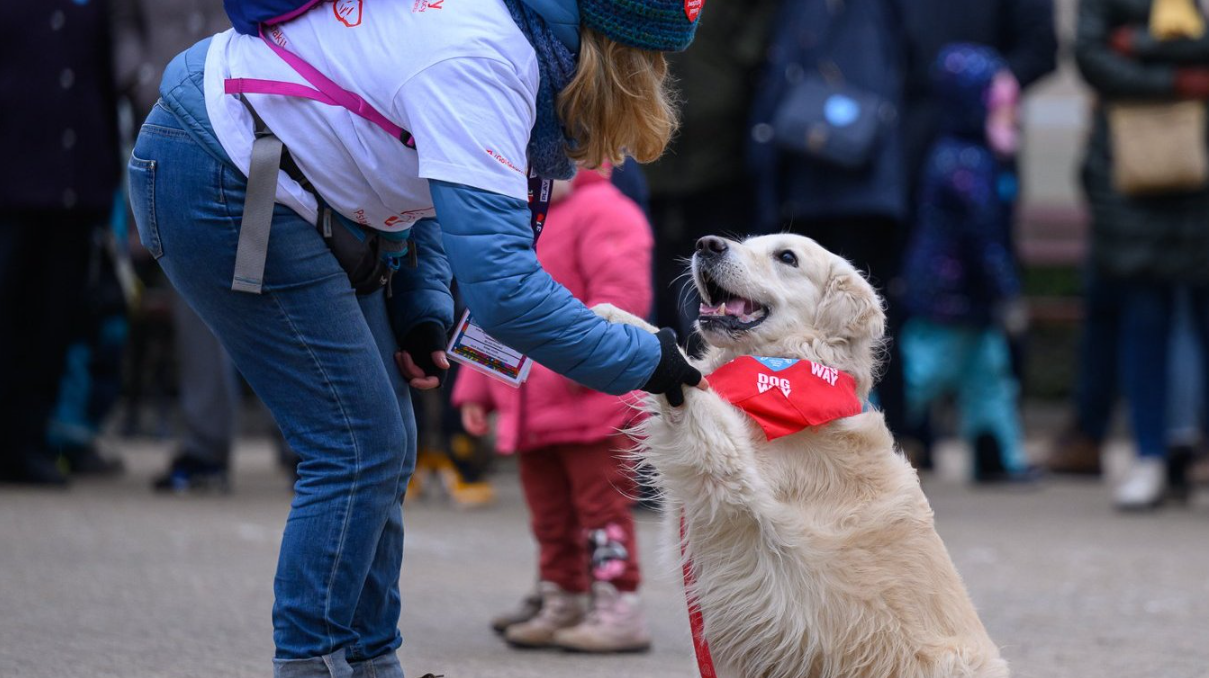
[[129, 102, 415, 678], [1072, 269, 1120, 442], [901, 319, 1026, 474], [1117, 283, 1209, 459]]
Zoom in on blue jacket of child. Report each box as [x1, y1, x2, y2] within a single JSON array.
[[902, 44, 1021, 326]]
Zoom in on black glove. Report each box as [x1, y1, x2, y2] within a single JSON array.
[[395, 322, 449, 386], [641, 328, 702, 407]]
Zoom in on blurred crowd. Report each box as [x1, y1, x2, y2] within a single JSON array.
[[5, 0, 1209, 647]]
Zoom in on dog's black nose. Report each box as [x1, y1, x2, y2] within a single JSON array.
[[696, 236, 729, 257]]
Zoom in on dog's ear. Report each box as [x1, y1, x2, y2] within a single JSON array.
[[816, 269, 886, 344]]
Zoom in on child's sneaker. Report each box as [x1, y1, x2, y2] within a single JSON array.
[[491, 586, 543, 635], [504, 582, 584, 648], [553, 582, 651, 653]]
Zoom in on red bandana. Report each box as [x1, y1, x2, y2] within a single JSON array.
[[705, 356, 862, 440]]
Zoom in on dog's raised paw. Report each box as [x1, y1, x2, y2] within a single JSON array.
[[592, 303, 658, 333]]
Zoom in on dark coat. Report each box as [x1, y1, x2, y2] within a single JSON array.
[[1076, 0, 1209, 283], [900, 0, 1057, 193], [645, 0, 778, 197], [0, 0, 121, 214], [748, 0, 907, 230]]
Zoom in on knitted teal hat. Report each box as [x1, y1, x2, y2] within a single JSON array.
[[580, 0, 704, 52]]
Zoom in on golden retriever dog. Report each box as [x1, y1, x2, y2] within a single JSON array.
[[595, 234, 1008, 678]]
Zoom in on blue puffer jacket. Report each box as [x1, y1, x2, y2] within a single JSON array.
[[160, 2, 661, 396]]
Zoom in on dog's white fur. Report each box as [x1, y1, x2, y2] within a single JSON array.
[[596, 234, 1008, 678]]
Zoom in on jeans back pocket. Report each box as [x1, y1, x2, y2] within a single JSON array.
[[127, 154, 162, 259]]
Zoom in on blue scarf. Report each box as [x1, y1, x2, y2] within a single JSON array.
[[502, 0, 578, 181]]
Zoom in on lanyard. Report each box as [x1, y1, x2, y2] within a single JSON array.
[[527, 170, 553, 243]]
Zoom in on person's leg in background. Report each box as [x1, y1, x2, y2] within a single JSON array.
[[1049, 268, 1121, 475], [131, 105, 415, 677], [1114, 282, 1173, 509], [553, 436, 651, 653], [1182, 286, 1209, 494], [1165, 288, 1202, 497], [152, 292, 241, 492], [505, 447, 588, 648], [47, 218, 129, 477], [0, 213, 96, 486], [901, 317, 967, 472], [958, 328, 1032, 483]]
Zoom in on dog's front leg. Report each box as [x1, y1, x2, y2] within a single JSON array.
[[641, 387, 781, 525]]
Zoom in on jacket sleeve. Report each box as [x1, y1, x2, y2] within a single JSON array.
[[451, 367, 496, 412], [1131, 30, 1209, 64], [1001, 0, 1059, 90], [575, 195, 655, 319], [1076, 0, 1177, 98], [386, 218, 455, 339], [429, 180, 661, 396]]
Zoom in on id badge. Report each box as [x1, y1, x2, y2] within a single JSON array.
[[445, 309, 534, 387]]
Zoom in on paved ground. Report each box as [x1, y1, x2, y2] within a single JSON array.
[[2, 437, 1208, 678]]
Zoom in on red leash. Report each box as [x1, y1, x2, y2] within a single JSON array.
[[680, 512, 718, 678]]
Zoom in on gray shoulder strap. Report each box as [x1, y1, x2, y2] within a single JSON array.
[[231, 105, 284, 295]]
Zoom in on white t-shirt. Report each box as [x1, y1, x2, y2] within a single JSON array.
[[203, 0, 538, 232]]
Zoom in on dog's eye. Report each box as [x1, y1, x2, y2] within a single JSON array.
[[776, 250, 798, 267]]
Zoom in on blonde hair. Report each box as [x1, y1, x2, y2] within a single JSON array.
[[557, 28, 679, 167]]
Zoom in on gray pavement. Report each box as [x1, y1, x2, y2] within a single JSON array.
[[2, 438, 1208, 678]]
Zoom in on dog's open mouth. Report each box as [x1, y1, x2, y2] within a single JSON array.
[[697, 270, 769, 332]]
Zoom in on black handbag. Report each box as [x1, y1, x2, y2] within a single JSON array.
[[770, 0, 895, 170]]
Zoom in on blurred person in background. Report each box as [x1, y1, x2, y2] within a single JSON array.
[[899, 0, 1057, 470], [900, 44, 1039, 485], [645, 0, 777, 351], [112, 0, 296, 492], [899, 0, 1057, 198], [1074, 0, 1209, 509], [454, 167, 654, 654], [45, 203, 131, 478], [0, 0, 122, 486], [748, 0, 907, 434]]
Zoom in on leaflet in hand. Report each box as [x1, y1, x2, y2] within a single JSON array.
[[445, 309, 533, 388]]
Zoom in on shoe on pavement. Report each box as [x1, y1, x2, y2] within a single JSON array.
[[491, 587, 543, 635], [62, 444, 125, 477], [1045, 427, 1103, 476], [972, 433, 1042, 486], [504, 582, 584, 649], [553, 582, 651, 654], [0, 453, 70, 487], [1115, 457, 1167, 511], [152, 455, 230, 494]]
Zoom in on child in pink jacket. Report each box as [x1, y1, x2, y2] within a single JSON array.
[[453, 166, 652, 653]]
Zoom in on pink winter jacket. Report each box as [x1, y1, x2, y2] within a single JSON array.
[[451, 169, 653, 454]]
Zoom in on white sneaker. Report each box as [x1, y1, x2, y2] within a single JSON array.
[[552, 582, 651, 653], [1114, 457, 1167, 510]]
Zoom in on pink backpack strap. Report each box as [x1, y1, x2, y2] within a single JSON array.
[[222, 24, 416, 149]]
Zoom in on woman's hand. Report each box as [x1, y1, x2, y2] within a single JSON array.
[[395, 321, 451, 390], [641, 328, 707, 407], [395, 349, 450, 390], [461, 403, 490, 437]]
